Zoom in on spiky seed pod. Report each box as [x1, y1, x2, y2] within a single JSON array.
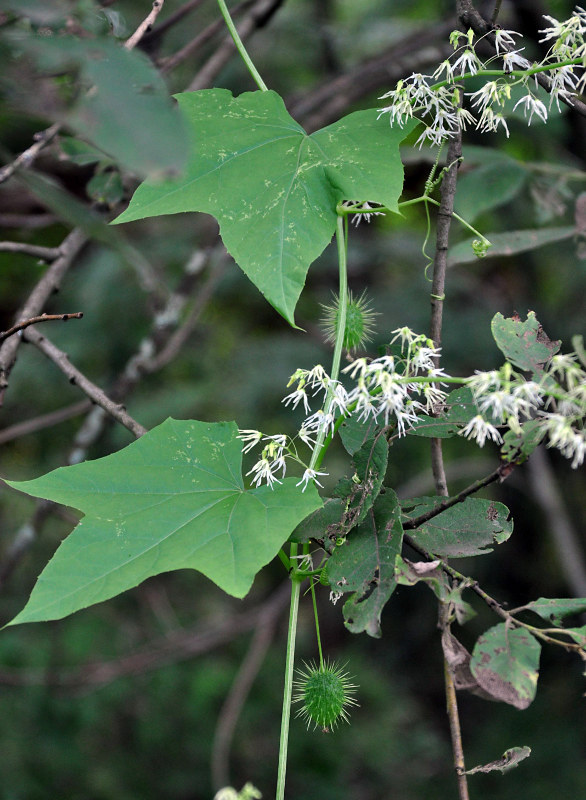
[[320, 290, 378, 354], [292, 660, 358, 732]]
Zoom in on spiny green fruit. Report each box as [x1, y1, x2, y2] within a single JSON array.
[[292, 660, 358, 732], [320, 290, 378, 354]]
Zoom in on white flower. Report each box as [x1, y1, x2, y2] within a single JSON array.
[[494, 28, 522, 55], [305, 364, 331, 395], [452, 48, 480, 76], [238, 429, 263, 453], [330, 382, 351, 416], [351, 201, 386, 226], [298, 424, 316, 447], [329, 589, 343, 605], [432, 59, 455, 81], [282, 387, 311, 414], [477, 108, 510, 137], [303, 409, 336, 437], [513, 94, 548, 125], [459, 415, 503, 447], [540, 413, 586, 468], [297, 468, 328, 491], [246, 457, 283, 488], [502, 49, 531, 72], [456, 106, 477, 130], [467, 81, 501, 112], [343, 357, 370, 380], [467, 370, 502, 395]]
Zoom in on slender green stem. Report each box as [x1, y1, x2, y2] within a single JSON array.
[[399, 196, 490, 245], [310, 214, 348, 472], [310, 579, 325, 669], [276, 572, 302, 800], [216, 0, 268, 91], [432, 59, 585, 92]]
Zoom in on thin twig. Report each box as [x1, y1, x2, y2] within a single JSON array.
[[0, 312, 83, 344], [142, 0, 207, 47], [0, 123, 60, 186], [22, 327, 147, 439], [0, 242, 61, 260], [124, 0, 166, 50], [0, 228, 87, 404]]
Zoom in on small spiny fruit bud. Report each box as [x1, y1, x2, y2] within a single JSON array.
[[320, 291, 378, 354], [292, 660, 358, 732]]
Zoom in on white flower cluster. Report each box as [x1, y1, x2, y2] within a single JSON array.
[[239, 331, 586, 489], [378, 7, 586, 147], [464, 355, 586, 468], [239, 328, 446, 489]]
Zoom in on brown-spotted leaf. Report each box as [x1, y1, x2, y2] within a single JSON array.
[[470, 623, 541, 709]]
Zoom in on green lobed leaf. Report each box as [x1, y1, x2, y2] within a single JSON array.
[[409, 386, 477, 438], [470, 623, 541, 709], [402, 497, 513, 557], [5, 419, 321, 624], [325, 491, 403, 638], [455, 161, 527, 224], [448, 226, 575, 266], [113, 89, 416, 325], [524, 597, 586, 626], [491, 311, 561, 376]]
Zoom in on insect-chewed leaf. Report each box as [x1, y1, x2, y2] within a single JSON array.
[[5, 419, 321, 625], [491, 311, 560, 376], [113, 89, 416, 326]]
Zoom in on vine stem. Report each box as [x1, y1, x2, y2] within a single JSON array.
[[276, 568, 301, 800], [311, 213, 348, 472], [216, 0, 268, 91], [275, 213, 349, 799]]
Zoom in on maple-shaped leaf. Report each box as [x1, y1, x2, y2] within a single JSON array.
[[5, 419, 321, 625], [113, 89, 416, 325]]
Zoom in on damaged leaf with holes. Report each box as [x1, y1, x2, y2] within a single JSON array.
[[402, 497, 513, 557], [325, 491, 404, 638]]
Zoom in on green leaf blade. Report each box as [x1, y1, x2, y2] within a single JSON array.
[[491, 311, 561, 375], [403, 497, 513, 557], [114, 90, 415, 325], [5, 419, 321, 624]]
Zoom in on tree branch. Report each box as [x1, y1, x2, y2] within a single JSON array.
[[124, 0, 166, 50], [22, 327, 147, 439], [0, 312, 83, 344]]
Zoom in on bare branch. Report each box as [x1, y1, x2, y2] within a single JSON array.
[[0, 228, 87, 404], [124, 0, 166, 51], [0, 242, 61, 260], [0, 312, 83, 344], [23, 327, 147, 438], [0, 123, 60, 186]]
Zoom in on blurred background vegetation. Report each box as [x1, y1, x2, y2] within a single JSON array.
[[0, 0, 584, 798]]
